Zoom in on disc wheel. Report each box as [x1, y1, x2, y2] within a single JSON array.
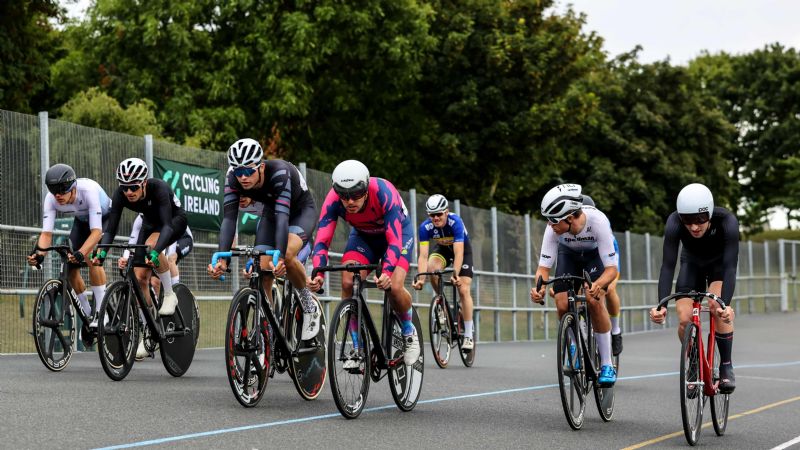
[[97, 281, 139, 381], [680, 323, 703, 446], [286, 294, 327, 400], [32, 279, 75, 371], [388, 308, 424, 412], [557, 312, 587, 430], [158, 283, 198, 377], [327, 299, 370, 419], [225, 288, 270, 407], [429, 296, 452, 369]]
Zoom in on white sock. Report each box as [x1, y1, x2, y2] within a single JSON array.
[[595, 331, 613, 367], [157, 270, 174, 296], [610, 316, 621, 335], [77, 291, 91, 316], [90, 285, 105, 315], [171, 276, 179, 285], [464, 320, 474, 339]]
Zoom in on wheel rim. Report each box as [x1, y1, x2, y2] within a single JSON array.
[[680, 324, 703, 444], [226, 292, 267, 406], [100, 286, 136, 370], [328, 301, 369, 417], [429, 297, 451, 368], [34, 280, 74, 370], [287, 296, 327, 400], [558, 314, 586, 429], [710, 340, 729, 435]]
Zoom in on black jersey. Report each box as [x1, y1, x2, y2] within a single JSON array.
[[101, 178, 186, 253], [658, 207, 740, 303]]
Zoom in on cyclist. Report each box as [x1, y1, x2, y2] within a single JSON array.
[[207, 138, 320, 341], [306, 160, 419, 367], [649, 183, 737, 393], [582, 195, 623, 356], [27, 164, 111, 328], [529, 184, 619, 385], [411, 194, 475, 351], [120, 213, 194, 286]]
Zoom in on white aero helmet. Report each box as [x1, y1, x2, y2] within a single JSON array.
[[541, 184, 583, 223], [227, 138, 263, 168], [425, 194, 449, 214], [676, 183, 714, 224], [116, 157, 149, 183], [331, 160, 370, 199]]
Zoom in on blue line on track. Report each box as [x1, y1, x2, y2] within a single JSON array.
[[94, 360, 800, 449]]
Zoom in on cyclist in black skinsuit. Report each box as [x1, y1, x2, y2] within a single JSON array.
[[650, 183, 738, 393]]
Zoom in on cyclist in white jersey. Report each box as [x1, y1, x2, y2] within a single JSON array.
[[530, 184, 619, 385], [26, 164, 111, 327]]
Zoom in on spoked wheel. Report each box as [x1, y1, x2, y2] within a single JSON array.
[[429, 296, 452, 369], [388, 308, 424, 412], [286, 294, 327, 400], [328, 299, 371, 419], [457, 312, 476, 367], [680, 323, 703, 446], [589, 326, 615, 422], [32, 279, 75, 371], [269, 283, 283, 378], [159, 283, 198, 377], [98, 281, 139, 381], [557, 313, 587, 430], [142, 285, 159, 354], [225, 288, 270, 407], [710, 335, 729, 436]]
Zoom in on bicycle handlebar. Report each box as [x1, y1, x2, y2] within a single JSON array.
[[655, 291, 727, 311], [536, 271, 592, 292], [210, 248, 281, 281], [30, 245, 74, 271], [413, 268, 455, 284], [311, 263, 380, 280]]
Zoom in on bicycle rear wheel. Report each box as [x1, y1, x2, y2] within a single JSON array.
[[98, 281, 139, 381], [225, 288, 270, 407], [429, 295, 452, 369], [328, 299, 371, 419], [680, 323, 703, 446], [557, 312, 587, 430], [388, 307, 424, 411], [287, 294, 327, 400], [457, 311, 476, 367], [159, 283, 198, 377], [32, 279, 75, 371], [589, 325, 615, 422], [709, 335, 729, 436]]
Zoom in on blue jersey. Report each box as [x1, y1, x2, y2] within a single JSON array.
[[418, 213, 470, 247]]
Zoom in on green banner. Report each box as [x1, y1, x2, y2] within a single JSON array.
[[154, 157, 223, 231]]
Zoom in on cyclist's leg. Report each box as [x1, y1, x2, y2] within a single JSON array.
[[426, 254, 446, 292], [67, 221, 93, 315], [675, 255, 705, 341], [707, 279, 735, 392], [455, 243, 475, 338], [285, 201, 317, 290], [340, 230, 375, 299]]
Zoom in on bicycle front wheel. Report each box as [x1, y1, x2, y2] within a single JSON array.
[[429, 295, 452, 369], [97, 281, 139, 381], [709, 335, 729, 436], [32, 279, 75, 371], [680, 323, 703, 446], [328, 299, 371, 419], [287, 294, 327, 400], [557, 312, 587, 430], [457, 311, 476, 367], [225, 288, 269, 407]]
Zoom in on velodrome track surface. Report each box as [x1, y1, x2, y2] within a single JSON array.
[[2, 312, 799, 449]]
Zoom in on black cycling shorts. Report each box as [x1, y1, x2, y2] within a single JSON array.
[[553, 245, 604, 294], [675, 253, 727, 305], [255, 197, 317, 250], [67, 216, 108, 268], [132, 214, 188, 267], [430, 242, 474, 278]]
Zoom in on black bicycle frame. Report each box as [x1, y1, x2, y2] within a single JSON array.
[[33, 245, 93, 329], [415, 268, 457, 339]]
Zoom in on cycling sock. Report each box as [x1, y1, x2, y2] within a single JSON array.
[[595, 331, 613, 367], [77, 291, 91, 316], [157, 270, 174, 296], [171, 276, 179, 285], [715, 331, 733, 366], [90, 285, 105, 315], [300, 288, 315, 313], [400, 307, 415, 336], [610, 315, 621, 335], [464, 320, 474, 339]]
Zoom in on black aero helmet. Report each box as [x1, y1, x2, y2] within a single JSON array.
[[45, 164, 77, 195]]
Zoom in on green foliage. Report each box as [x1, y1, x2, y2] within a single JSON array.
[[58, 87, 163, 137], [745, 229, 800, 243]]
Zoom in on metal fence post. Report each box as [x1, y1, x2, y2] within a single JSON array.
[[409, 188, 418, 303], [491, 206, 499, 342], [475, 275, 480, 342], [299, 162, 307, 179], [144, 134, 154, 172], [625, 231, 632, 280], [454, 199, 461, 216], [512, 278, 517, 341], [38, 112, 49, 208], [525, 213, 533, 340], [645, 232, 652, 280], [779, 239, 787, 311], [748, 241, 754, 314]]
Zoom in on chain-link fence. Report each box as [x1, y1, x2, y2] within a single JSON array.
[[1, 109, 798, 353]]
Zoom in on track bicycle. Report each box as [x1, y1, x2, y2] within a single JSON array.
[[95, 243, 199, 381], [315, 263, 424, 419], [415, 268, 475, 368], [537, 272, 615, 430], [30, 245, 98, 371], [212, 247, 327, 407], [655, 291, 730, 446]]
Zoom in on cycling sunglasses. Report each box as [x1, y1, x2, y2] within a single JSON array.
[[233, 166, 258, 178], [547, 214, 571, 225], [429, 212, 445, 218], [46, 180, 76, 195], [679, 212, 710, 225], [121, 183, 142, 193], [337, 190, 367, 201]]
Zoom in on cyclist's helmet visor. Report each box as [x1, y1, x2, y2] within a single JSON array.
[[679, 212, 711, 225], [334, 181, 368, 200], [47, 180, 76, 195]]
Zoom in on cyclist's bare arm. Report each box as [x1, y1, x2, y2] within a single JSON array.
[[530, 266, 551, 303], [413, 243, 430, 289]]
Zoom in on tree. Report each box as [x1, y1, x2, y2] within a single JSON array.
[[58, 87, 163, 137]]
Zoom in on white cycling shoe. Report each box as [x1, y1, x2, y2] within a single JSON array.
[[301, 304, 321, 340], [158, 292, 178, 316], [403, 333, 420, 366]]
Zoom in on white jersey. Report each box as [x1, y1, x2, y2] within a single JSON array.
[[538, 206, 618, 269], [42, 178, 111, 232]]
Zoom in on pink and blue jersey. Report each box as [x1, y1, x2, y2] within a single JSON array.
[[312, 178, 414, 277]]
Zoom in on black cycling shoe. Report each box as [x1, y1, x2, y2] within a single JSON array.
[[611, 333, 623, 356], [719, 367, 736, 394]]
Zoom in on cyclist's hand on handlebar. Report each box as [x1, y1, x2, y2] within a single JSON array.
[[307, 275, 323, 292], [27, 252, 44, 266], [587, 282, 605, 300], [118, 257, 128, 270], [375, 272, 391, 290], [412, 278, 424, 290], [89, 249, 107, 266], [451, 274, 461, 286], [649, 307, 667, 324], [713, 303, 734, 324], [271, 258, 286, 277], [530, 286, 545, 304], [207, 259, 228, 279]]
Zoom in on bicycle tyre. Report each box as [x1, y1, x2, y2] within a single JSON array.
[[557, 312, 587, 430], [32, 279, 75, 371], [680, 323, 703, 446], [159, 283, 198, 377], [590, 325, 615, 422], [269, 283, 283, 377], [388, 307, 424, 412], [457, 311, 476, 367], [97, 281, 139, 381], [287, 294, 327, 401], [709, 335, 729, 436], [225, 288, 269, 407], [429, 295, 452, 369], [328, 299, 371, 419]]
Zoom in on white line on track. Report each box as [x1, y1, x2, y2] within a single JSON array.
[[771, 434, 800, 450]]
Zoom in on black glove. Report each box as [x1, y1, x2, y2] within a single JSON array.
[[72, 251, 85, 264]]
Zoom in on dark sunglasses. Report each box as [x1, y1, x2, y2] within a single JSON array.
[[121, 183, 142, 193], [46, 181, 75, 195], [429, 212, 445, 218], [233, 166, 258, 178], [338, 190, 367, 201], [679, 212, 710, 225]]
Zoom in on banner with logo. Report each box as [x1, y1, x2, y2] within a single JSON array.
[[154, 157, 223, 231]]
